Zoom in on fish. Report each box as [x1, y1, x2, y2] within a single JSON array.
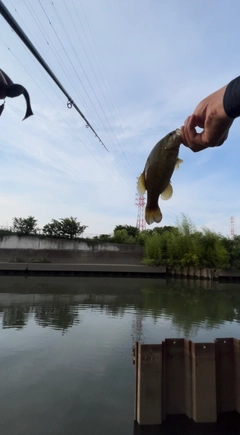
[[138, 128, 183, 225], [0, 69, 34, 121]]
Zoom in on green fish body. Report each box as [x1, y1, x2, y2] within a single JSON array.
[[138, 129, 183, 225]]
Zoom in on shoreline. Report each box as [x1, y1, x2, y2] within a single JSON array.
[[0, 262, 239, 281]]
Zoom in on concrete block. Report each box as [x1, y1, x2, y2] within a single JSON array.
[[234, 339, 240, 413], [184, 339, 192, 419], [215, 338, 235, 413], [137, 344, 162, 425], [163, 338, 186, 415], [192, 342, 217, 422]]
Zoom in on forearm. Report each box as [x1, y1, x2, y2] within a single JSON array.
[[223, 76, 240, 119]]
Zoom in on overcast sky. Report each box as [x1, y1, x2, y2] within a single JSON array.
[[1, 0, 240, 236]]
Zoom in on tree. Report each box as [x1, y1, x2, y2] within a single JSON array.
[[60, 217, 87, 239], [114, 225, 139, 238], [12, 216, 38, 235], [152, 226, 177, 235], [43, 217, 87, 239], [42, 219, 62, 238], [94, 234, 111, 242]]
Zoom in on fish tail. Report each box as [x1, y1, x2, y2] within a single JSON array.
[[145, 206, 162, 225], [22, 88, 34, 120], [5, 84, 33, 120]]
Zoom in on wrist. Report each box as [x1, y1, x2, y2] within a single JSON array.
[[223, 76, 240, 119]]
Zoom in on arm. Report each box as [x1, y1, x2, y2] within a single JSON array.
[[181, 77, 240, 152], [224, 76, 240, 118]]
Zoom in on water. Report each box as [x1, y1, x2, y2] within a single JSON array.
[[0, 276, 240, 435]]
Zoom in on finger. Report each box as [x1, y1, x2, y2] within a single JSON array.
[[183, 115, 209, 152], [180, 126, 188, 146], [184, 115, 191, 126]]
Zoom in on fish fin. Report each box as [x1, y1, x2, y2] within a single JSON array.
[[22, 88, 34, 120], [0, 102, 5, 116], [137, 173, 146, 195], [174, 158, 183, 170], [145, 206, 162, 225], [161, 183, 173, 200]]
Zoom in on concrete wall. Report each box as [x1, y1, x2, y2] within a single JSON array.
[[0, 235, 130, 251], [0, 236, 144, 265]]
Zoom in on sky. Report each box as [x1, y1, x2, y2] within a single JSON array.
[[0, 0, 240, 237]]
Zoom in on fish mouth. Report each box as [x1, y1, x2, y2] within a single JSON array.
[[175, 128, 182, 137], [166, 128, 182, 150]]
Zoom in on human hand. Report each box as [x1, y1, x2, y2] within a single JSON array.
[[181, 85, 233, 152]]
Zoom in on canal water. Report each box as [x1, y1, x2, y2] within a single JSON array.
[[0, 276, 240, 435]]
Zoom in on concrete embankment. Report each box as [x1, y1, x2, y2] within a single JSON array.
[[0, 262, 165, 277], [0, 236, 240, 279], [167, 267, 240, 282], [0, 236, 144, 265]]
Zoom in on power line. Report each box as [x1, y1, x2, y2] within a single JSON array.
[[0, 37, 133, 197], [61, 0, 135, 176], [45, 0, 134, 186], [78, 0, 137, 166], [0, 0, 108, 152], [4, 0, 137, 189]]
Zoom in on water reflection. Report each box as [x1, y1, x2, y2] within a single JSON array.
[[0, 277, 240, 338], [0, 277, 240, 435]]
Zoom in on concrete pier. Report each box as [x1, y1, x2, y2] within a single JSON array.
[[134, 338, 240, 425], [191, 342, 217, 422], [136, 344, 162, 425]]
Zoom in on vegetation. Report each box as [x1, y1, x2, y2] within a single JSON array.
[[42, 217, 87, 239], [12, 216, 38, 235], [9, 216, 87, 239], [2, 214, 240, 269], [143, 215, 231, 269]]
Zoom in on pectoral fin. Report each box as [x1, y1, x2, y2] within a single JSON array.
[[137, 173, 146, 195], [161, 182, 173, 200], [174, 158, 183, 170]]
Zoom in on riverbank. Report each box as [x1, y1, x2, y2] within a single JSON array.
[[0, 262, 239, 280], [0, 262, 165, 277], [0, 236, 240, 279]]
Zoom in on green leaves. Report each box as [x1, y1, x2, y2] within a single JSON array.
[[43, 217, 87, 239], [143, 216, 230, 269], [12, 216, 38, 235]]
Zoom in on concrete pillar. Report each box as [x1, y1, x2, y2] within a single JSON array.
[[188, 267, 194, 278], [184, 339, 192, 419], [207, 268, 212, 280], [192, 342, 217, 422], [181, 267, 188, 277], [134, 342, 139, 421], [136, 343, 162, 425], [175, 267, 180, 277], [215, 338, 235, 413], [201, 268, 208, 279], [163, 339, 186, 415], [194, 268, 201, 279], [234, 339, 240, 413]]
